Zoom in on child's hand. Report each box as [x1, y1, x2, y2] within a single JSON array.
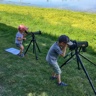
[[23, 38, 26, 40]]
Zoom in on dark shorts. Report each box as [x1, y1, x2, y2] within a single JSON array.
[[16, 43, 22, 47]]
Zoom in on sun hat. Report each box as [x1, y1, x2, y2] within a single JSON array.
[[18, 25, 28, 31], [58, 35, 73, 45]]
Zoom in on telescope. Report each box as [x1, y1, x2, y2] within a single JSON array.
[[68, 40, 88, 52], [61, 40, 96, 95], [25, 30, 41, 35], [24, 30, 41, 60]]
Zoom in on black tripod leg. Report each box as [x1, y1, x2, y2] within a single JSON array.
[[24, 34, 40, 60], [76, 52, 81, 70], [35, 41, 41, 52], [60, 53, 75, 68], [79, 53, 96, 66], [77, 54, 96, 95], [24, 40, 32, 55], [33, 40, 38, 60], [33, 40, 35, 53]]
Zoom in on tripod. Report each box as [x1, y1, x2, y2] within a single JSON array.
[[60, 47, 96, 95], [24, 33, 41, 60]]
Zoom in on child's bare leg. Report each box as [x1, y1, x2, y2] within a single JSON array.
[[20, 45, 24, 54], [51, 73, 61, 83], [57, 74, 61, 83]]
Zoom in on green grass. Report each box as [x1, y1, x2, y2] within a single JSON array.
[[0, 4, 96, 96]]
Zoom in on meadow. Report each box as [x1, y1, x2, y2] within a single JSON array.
[[0, 4, 96, 96]]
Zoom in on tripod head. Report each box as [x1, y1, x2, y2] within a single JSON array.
[[25, 30, 41, 36], [68, 40, 88, 52]]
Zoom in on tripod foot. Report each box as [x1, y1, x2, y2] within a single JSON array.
[[36, 56, 38, 60]]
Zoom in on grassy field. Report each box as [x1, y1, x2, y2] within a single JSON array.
[[0, 4, 96, 96]]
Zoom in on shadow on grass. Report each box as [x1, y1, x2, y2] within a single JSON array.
[[0, 22, 95, 55], [0, 23, 96, 96], [0, 23, 17, 37]]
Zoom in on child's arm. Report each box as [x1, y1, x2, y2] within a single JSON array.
[[23, 32, 27, 40], [17, 37, 26, 41], [60, 45, 67, 57]]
